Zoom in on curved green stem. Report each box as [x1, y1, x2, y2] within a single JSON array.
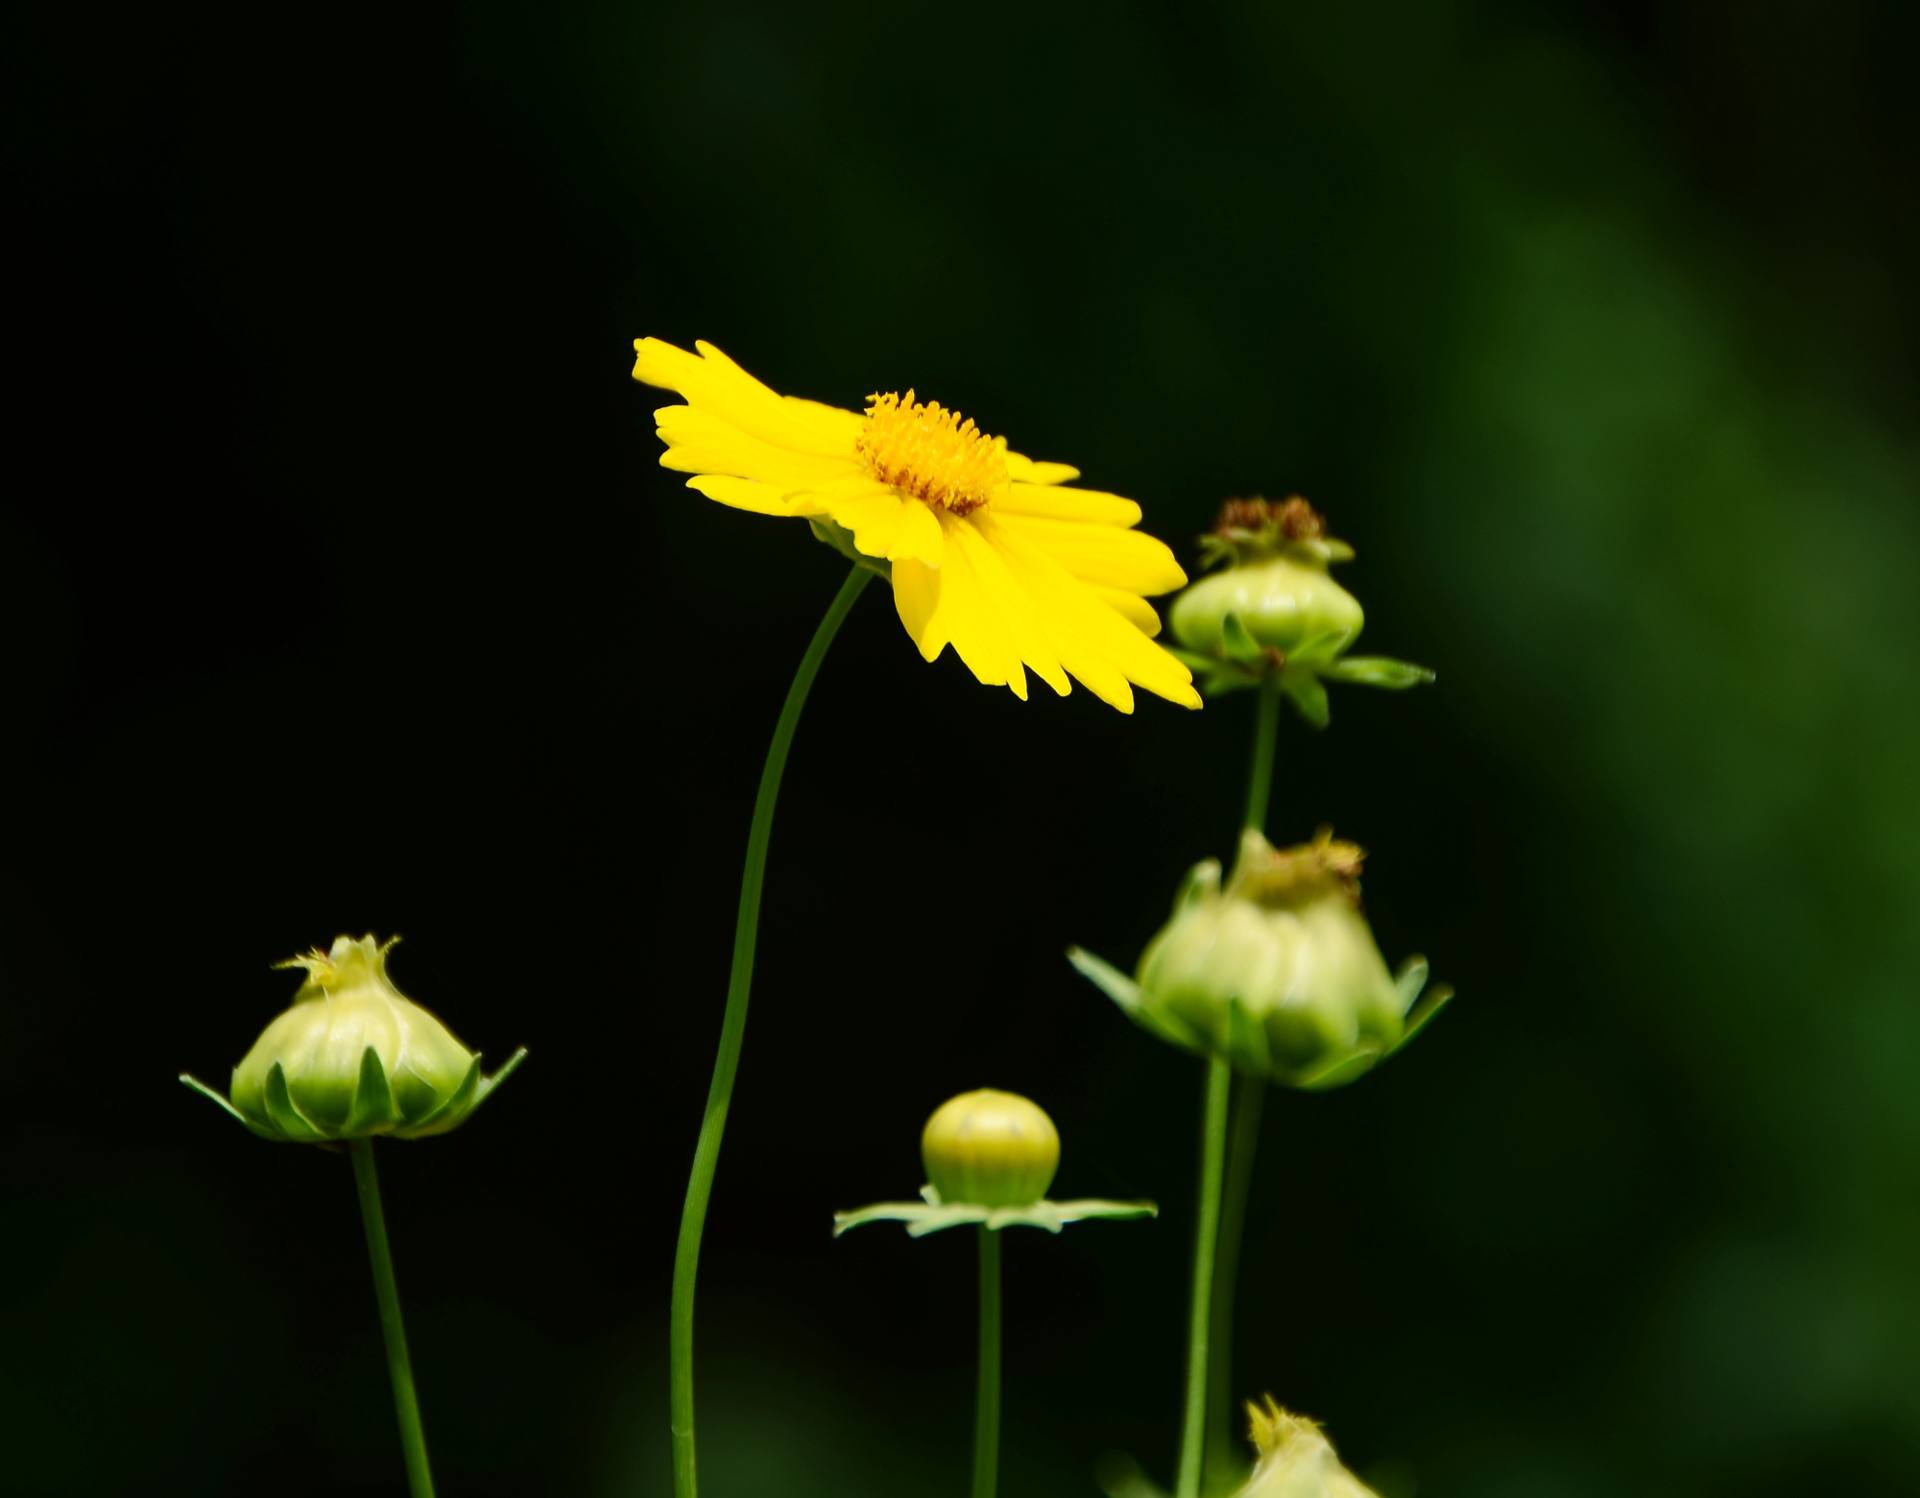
[[349, 1140, 435, 1498], [973, 1227, 1004, 1498], [1176, 1056, 1233, 1498], [669, 563, 872, 1498]]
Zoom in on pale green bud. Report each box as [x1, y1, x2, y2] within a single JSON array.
[[922, 1089, 1060, 1208], [1164, 498, 1432, 723], [1170, 498, 1363, 663], [182, 935, 525, 1143], [1232, 1398, 1380, 1498], [1071, 831, 1450, 1090]]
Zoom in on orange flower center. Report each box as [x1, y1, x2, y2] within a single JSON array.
[[857, 390, 1010, 516]]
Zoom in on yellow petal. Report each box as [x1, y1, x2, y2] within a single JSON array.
[[976, 515, 1200, 711], [633, 338, 861, 457], [990, 512, 1190, 596], [949, 517, 1072, 698], [1004, 450, 1081, 485], [685, 475, 826, 517], [930, 514, 1025, 697], [823, 488, 946, 566], [656, 405, 864, 486], [998, 482, 1143, 527], [892, 559, 947, 663], [1094, 586, 1164, 637]]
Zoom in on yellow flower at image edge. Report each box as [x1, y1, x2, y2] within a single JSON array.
[[632, 337, 1201, 713]]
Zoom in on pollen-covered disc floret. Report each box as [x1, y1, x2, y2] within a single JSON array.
[[857, 391, 1010, 517], [631, 336, 1200, 713], [179, 935, 526, 1144]]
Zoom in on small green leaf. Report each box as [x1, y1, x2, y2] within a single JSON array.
[[1321, 655, 1436, 689]]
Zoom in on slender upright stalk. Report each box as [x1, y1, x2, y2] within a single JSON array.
[[1176, 1056, 1233, 1498], [1242, 673, 1281, 834], [1202, 675, 1283, 1490], [973, 1227, 1004, 1498], [670, 563, 872, 1498], [1179, 675, 1282, 1497], [348, 1139, 435, 1498], [1203, 1074, 1265, 1484]]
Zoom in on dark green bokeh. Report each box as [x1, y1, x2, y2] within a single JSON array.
[[5, 2, 1918, 1494]]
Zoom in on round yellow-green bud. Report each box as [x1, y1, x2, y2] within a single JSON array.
[[1133, 830, 1414, 1089], [921, 1090, 1060, 1208], [1170, 497, 1364, 662], [206, 935, 522, 1143]]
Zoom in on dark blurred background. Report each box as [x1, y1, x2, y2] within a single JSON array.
[[5, 2, 1919, 1494]]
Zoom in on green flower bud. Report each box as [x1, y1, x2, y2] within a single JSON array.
[[181, 935, 525, 1143], [922, 1089, 1060, 1208], [1070, 830, 1451, 1090], [1170, 498, 1363, 662], [1232, 1398, 1379, 1498]]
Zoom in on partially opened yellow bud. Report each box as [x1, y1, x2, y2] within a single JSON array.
[[182, 935, 525, 1143], [922, 1089, 1061, 1208], [1233, 1398, 1379, 1498]]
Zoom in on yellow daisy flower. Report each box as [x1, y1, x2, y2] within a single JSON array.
[[632, 337, 1202, 713]]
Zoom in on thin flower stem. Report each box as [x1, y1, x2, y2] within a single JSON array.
[[1176, 1056, 1234, 1498], [1204, 1073, 1266, 1486], [348, 1139, 435, 1498], [669, 562, 873, 1498], [1243, 673, 1282, 835], [1189, 674, 1281, 1496], [973, 1227, 1004, 1498]]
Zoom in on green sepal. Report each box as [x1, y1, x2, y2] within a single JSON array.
[[405, 1045, 526, 1138], [262, 1063, 325, 1142], [834, 1185, 1157, 1239], [475, 1045, 529, 1106], [1223, 997, 1272, 1076], [178, 1073, 279, 1141], [808, 518, 891, 579], [1296, 1044, 1386, 1091], [1389, 957, 1453, 1056], [1280, 668, 1331, 728], [345, 1047, 401, 1135], [1319, 654, 1436, 689], [1220, 612, 1266, 665], [1067, 946, 1206, 1052], [403, 1055, 480, 1137]]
